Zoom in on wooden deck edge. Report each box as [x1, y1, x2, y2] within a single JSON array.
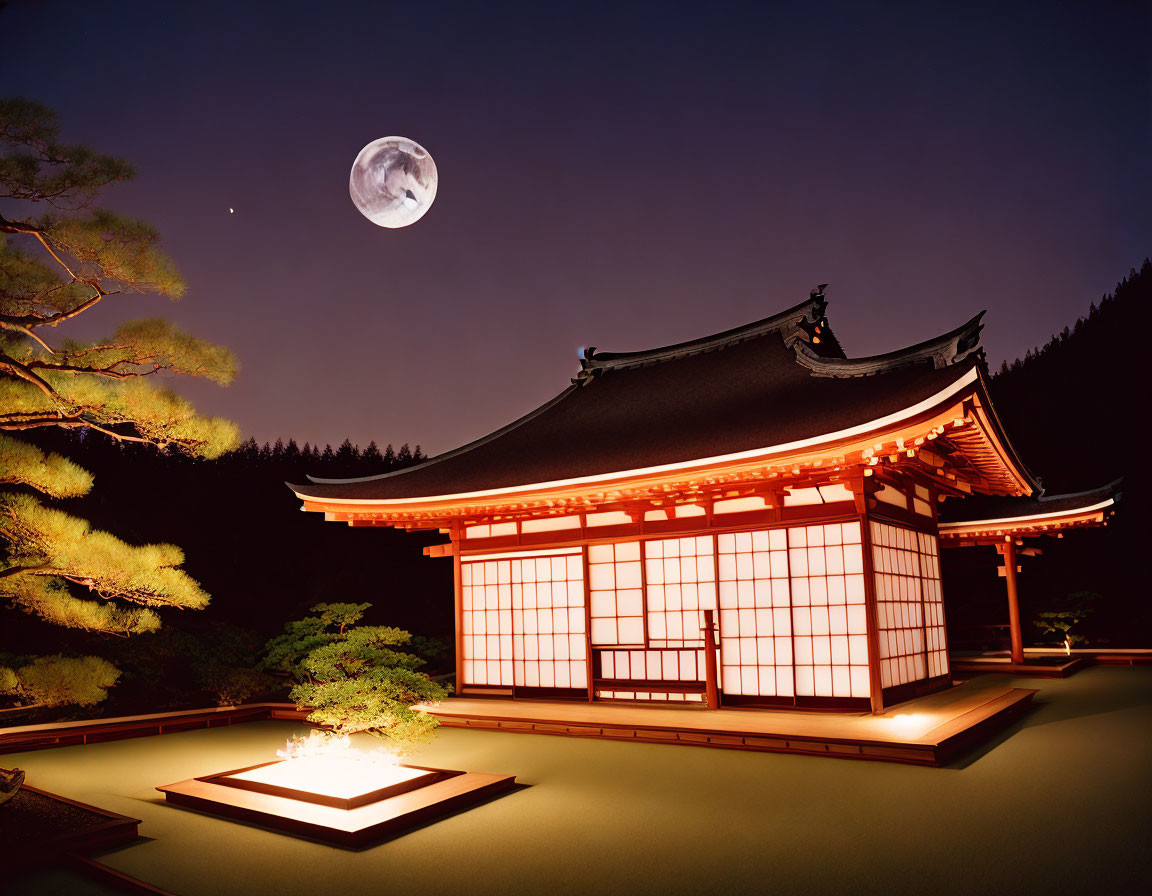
[[950, 658, 1085, 678], [1089, 654, 1152, 666], [916, 688, 1036, 763], [432, 715, 941, 765]]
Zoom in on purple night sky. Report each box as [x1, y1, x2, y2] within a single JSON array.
[[3, 1, 1148, 454]]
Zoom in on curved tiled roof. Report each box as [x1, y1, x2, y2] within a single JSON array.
[[939, 479, 1122, 525], [291, 292, 998, 503]]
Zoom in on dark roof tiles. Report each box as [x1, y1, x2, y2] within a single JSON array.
[[292, 303, 983, 501]]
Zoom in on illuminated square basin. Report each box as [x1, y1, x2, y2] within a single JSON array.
[[158, 761, 517, 848], [214, 759, 444, 809]]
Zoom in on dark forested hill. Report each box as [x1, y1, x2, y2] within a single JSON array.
[[944, 259, 1152, 645], [990, 259, 1151, 493]]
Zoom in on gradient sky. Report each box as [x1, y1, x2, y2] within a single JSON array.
[[3, 0, 1149, 454]]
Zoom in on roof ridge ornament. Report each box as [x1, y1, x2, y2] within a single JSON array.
[[572, 292, 827, 384], [793, 310, 987, 377], [795, 284, 843, 357], [572, 346, 598, 385]]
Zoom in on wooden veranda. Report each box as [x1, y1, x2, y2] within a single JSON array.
[[423, 676, 1036, 766]]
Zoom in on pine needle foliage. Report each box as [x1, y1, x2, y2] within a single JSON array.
[[263, 602, 372, 683], [0, 432, 91, 497], [0, 98, 239, 708], [0, 654, 119, 707], [274, 604, 448, 754], [0, 492, 209, 634]]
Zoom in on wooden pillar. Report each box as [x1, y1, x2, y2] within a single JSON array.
[[859, 515, 885, 714], [451, 522, 464, 696], [702, 609, 720, 710], [581, 545, 595, 703], [1001, 539, 1024, 664], [851, 476, 885, 714]]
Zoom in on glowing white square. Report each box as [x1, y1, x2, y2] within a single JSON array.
[[589, 544, 613, 564], [617, 562, 642, 590], [618, 617, 644, 644], [618, 589, 643, 617], [228, 759, 432, 802], [589, 564, 615, 591]]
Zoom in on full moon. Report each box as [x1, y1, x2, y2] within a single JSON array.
[[349, 136, 438, 228]]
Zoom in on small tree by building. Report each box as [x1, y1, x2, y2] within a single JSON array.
[[269, 604, 447, 755], [262, 602, 371, 685]]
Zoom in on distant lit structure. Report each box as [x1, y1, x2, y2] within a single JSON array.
[[291, 289, 1117, 713]]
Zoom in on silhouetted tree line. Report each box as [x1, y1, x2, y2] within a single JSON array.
[[229, 437, 427, 479], [990, 259, 1149, 493], [944, 259, 1151, 646]]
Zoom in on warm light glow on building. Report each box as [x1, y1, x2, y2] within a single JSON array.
[[289, 293, 1118, 718]]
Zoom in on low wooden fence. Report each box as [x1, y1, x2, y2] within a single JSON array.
[[0, 703, 308, 756]]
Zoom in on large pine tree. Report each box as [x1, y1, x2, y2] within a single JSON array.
[[0, 98, 239, 709]]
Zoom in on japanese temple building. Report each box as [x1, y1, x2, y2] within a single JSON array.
[[290, 290, 1118, 713]]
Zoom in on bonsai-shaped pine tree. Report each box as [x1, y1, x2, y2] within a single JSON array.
[[0, 98, 239, 708], [283, 606, 448, 755], [263, 602, 372, 685]]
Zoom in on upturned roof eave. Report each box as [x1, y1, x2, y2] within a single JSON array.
[[969, 365, 1041, 496], [938, 479, 1122, 529]]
